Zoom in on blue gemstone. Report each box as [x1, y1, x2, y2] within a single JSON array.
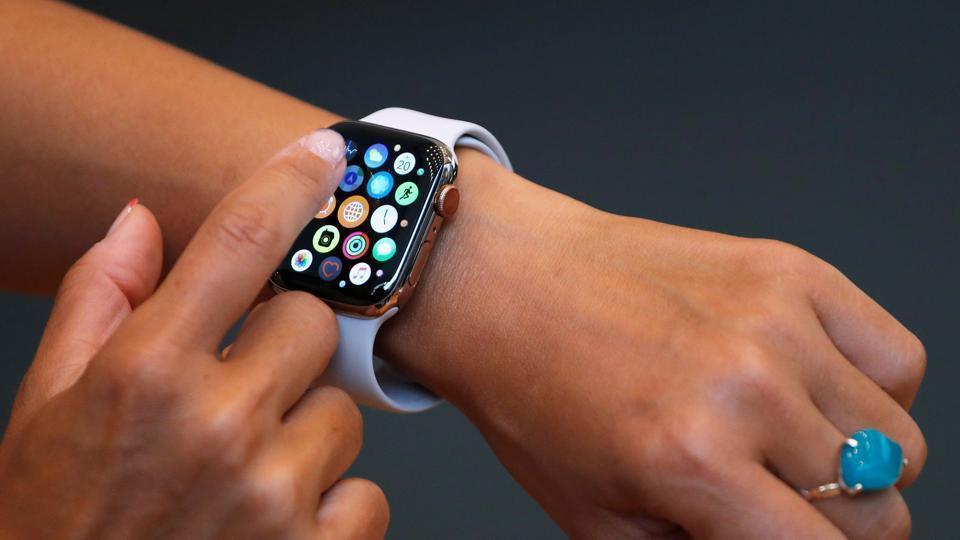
[[840, 429, 904, 491]]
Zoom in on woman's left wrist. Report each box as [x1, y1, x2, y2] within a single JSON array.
[[376, 152, 596, 411]]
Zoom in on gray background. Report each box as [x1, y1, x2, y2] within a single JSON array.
[[2, 1, 957, 537]]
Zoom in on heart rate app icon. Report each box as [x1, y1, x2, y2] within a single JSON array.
[[318, 256, 343, 282], [344, 140, 359, 161]]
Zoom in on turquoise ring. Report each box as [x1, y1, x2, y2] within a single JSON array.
[[800, 429, 908, 500]]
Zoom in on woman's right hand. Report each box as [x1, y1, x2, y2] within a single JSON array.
[[0, 130, 388, 539]]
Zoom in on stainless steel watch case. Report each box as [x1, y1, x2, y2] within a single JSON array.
[[270, 123, 458, 317]]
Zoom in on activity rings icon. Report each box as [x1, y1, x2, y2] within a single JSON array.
[[343, 231, 370, 260]]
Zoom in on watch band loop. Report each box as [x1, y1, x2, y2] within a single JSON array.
[[314, 309, 439, 412], [325, 108, 511, 413]]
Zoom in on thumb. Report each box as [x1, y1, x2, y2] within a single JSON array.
[[9, 199, 163, 428]]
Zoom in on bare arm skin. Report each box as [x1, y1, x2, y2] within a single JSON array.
[[0, 2, 927, 538], [0, 0, 340, 290]]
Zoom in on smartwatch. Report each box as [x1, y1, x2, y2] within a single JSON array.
[[271, 108, 512, 413]]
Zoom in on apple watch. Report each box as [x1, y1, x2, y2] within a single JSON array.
[[271, 108, 512, 413]]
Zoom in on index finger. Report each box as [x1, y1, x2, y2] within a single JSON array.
[[148, 129, 345, 350]]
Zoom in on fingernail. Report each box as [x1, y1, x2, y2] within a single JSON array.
[[106, 198, 138, 238], [297, 129, 345, 167]]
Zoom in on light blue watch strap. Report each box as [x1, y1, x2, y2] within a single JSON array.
[[323, 108, 511, 413], [310, 309, 439, 413], [361, 108, 513, 170]]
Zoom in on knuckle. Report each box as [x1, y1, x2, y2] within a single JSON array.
[[899, 332, 927, 387], [96, 340, 180, 405], [187, 403, 258, 468], [713, 335, 784, 406], [657, 411, 725, 482], [753, 239, 830, 279], [311, 296, 339, 330], [733, 297, 793, 342], [899, 422, 928, 487], [57, 256, 96, 299], [316, 479, 390, 540], [279, 291, 338, 331], [212, 202, 284, 254], [240, 468, 299, 529], [356, 479, 391, 535], [878, 331, 927, 403]]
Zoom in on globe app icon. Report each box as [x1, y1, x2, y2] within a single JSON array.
[[337, 195, 369, 228], [343, 202, 363, 222]]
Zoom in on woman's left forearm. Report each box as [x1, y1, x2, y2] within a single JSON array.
[[0, 0, 514, 410], [0, 3, 928, 538]]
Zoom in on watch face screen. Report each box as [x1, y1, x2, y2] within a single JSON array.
[[273, 121, 449, 307]]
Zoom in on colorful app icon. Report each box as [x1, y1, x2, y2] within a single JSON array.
[[312, 224, 340, 253], [342, 231, 369, 260], [372, 237, 397, 262], [349, 262, 372, 285], [395, 181, 419, 206], [393, 152, 416, 175], [318, 256, 343, 281], [290, 249, 313, 272], [337, 195, 369, 228], [366, 171, 394, 200], [339, 165, 364, 193], [370, 205, 398, 233], [315, 195, 336, 219], [364, 143, 388, 169], [344, 139, 359, 161]]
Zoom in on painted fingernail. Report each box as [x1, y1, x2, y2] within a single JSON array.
[[297, 129, 345, 167], [106, 198, 138, 238]]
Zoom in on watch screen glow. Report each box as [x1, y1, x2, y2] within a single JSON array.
[[274, 121, 446, 306]]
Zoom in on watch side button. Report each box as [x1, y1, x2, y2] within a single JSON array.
[[433, 184, 460, 218], [407, 240, 433, 287]]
